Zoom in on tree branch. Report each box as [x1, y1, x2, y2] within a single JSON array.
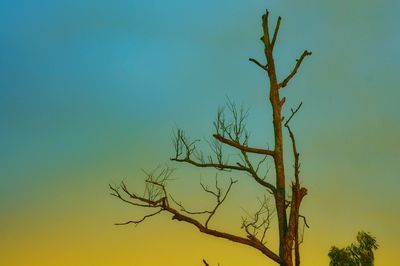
[[262, 9, 271, 48], [299, 215, 310, 229], [238, 151, 276, 194], [241, 196, 274, 245], [114, 209, 164, 226], [172, 151, 275, 193], [203, 177, 237, 228], [110, 176, 281, 264], [279, 50, 312, 89], [213, 134, 275, 157], [284, 102, 302, 184], [203, 259, 210, 266], [249, 58, 268, 71], [169, 177, 237, 229], [169, 195, 211, 216], [271, 16, 281, 50], [168, 205, 280, 263], [171, 157, 243, 171]]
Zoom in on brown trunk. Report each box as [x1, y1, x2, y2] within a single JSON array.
[[261, 10, 310, 266], [262, 11, 290, 266]]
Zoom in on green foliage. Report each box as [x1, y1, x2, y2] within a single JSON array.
[[328, 231, 378, 266]]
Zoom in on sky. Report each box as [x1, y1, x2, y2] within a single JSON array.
[[1, 0, 399, 265]]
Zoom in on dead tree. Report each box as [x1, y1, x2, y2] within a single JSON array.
[[110, 10, 311, 266]]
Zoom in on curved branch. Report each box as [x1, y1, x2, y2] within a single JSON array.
[[115, 209, 164, 226], [299, 215, 310, 229], [111, 178, 281, 264], [168, 205, 280, 263], [172, 153, 276, 193], [241, 196, 274, 245], [238, 151, 276, 194], [169, 195, 211, 215]]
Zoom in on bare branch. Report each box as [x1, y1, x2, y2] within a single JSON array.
[[238, 151, 276, 194], [271, 16, 281, 50], [283, 102, 308, 266], [284, 102, 303, 127], [172, 103, 250, 171], [115, 209, 163, 226], [171, 102, 276, 194], [168, 204, 280, 263], [157, 175, 237, 230], [200, 178, 220, 198], [261, 9, 271, 48], [241, 196, 274, 245], [224, 99, 249, 143], [171, 157, 242, 171], [172, 152, 275, 193], [111, 176, 280, 263], [279, 50, 312, 89], [110, 183, 165, 208], [249, 58, 268, 71], [284, 102, 302, 184], [299, 215, 310, 229], [255, 155, 268, 174], [204, 177, 237, 228], [213, 134, 275, 157], [295, 214, 310, 265], [170, 195, 211, 215]]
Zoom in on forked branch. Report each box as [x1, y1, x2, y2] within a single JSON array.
[[171, 102, 276, 193], [170, 176, 237, 228], [241, 196, 274, 244], [110, 169, 280, 263]]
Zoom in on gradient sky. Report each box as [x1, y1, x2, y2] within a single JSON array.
[[1, 0, 399, 265]]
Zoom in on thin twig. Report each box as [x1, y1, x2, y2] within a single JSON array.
[[115, 209, 163, 226]]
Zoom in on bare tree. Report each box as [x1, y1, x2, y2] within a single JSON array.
[[110, 9, 311, 266]]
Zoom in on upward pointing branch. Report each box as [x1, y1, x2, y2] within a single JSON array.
[[279, 50, 312, 89], [271, 16, 281, 50], [262, 10, 271, 48]]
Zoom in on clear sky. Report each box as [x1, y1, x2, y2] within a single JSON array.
[[1, 0, 399, 265]]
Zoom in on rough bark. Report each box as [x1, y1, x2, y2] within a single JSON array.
[[259, 10, 310, 266]]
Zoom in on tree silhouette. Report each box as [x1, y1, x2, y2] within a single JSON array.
[[328, 231, 378, 266], [110, 9, 311, 266]]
